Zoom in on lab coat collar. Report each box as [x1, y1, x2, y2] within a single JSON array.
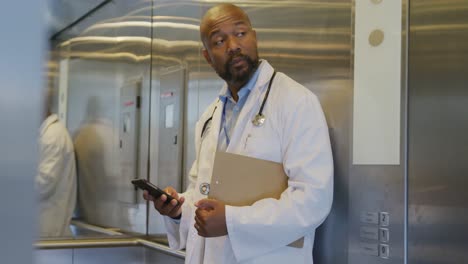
[[40, 114, 59, 136]]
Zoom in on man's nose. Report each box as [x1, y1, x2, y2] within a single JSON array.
[[226, 36, 241, 55]]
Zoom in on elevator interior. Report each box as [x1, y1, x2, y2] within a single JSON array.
[[34, 0, 468, 263]]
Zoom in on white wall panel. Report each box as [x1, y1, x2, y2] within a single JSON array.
[[353, 0, 402, 165]]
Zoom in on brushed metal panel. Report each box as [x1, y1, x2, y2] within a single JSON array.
[[348, 1, 408, 263], [408, 0, 468, 263], [144, 247, 185, 264], [36, 246, 182, 264], [156, 67, 185, 192], [73, 247, 144, 264], [148, 0, 202, 236]]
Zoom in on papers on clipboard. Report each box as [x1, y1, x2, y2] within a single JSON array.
[[208, 151, 304, 248]]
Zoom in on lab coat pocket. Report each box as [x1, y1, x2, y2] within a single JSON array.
[[243, 135, 281, 163]]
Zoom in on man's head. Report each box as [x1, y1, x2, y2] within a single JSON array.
[[200, 4, 259, 89], [43, 87, 54, 120]]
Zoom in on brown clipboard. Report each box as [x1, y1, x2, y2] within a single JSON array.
[[208, 151, 304, 248]]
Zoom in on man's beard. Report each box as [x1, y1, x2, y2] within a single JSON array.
[[219, 54, 259, 84]]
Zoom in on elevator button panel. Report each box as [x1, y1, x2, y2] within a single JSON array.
[[359, 211, 391, 259]]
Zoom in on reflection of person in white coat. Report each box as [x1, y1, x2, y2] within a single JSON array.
[[144, 3, 333, 263], [37, 113, 77, 237]]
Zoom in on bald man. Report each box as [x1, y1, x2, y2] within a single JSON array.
[[144, 4, 333, 263]]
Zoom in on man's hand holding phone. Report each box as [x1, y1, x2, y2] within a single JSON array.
[[143, 186, 184, 219]]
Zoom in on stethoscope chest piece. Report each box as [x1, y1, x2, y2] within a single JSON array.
[[252, 114, 266, 127], [251, 71, 276, 127]]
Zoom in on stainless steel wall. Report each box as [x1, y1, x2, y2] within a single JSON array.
[[347, 1, 407, 263], [36, 247, 144, 264], [37, 1, 468, 263], [45, 1, 353, 263], [147, 0, 202, 235], [408, 0, 468, 263], [233, 2, 352, 264]]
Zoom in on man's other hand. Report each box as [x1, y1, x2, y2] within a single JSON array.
[[194, 199, 227, 237]]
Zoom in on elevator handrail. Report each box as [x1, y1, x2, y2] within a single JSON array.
[[35, 237, 185, 259]]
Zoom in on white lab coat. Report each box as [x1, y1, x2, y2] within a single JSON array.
[[37, 114, 77, 237], [164, 60, 333, 263]]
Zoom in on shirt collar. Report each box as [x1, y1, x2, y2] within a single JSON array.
[[218, 60, 264, 102]]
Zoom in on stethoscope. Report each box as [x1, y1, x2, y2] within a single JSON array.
[[200, 71, 277, 138]]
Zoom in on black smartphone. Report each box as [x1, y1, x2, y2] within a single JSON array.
[[131, 179, 178, 205]]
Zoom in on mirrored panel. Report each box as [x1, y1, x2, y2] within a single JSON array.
[[42, 0, 153, 240], [146, 0, 203, 238]]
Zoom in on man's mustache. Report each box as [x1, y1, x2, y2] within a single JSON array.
[[227, 54, 249, 66]]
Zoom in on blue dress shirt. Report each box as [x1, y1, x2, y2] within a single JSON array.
[[217, 65, 262, 151]]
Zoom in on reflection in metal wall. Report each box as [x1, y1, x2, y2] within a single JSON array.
[[51, 0, 153, 235], [148, 0, 202, 235], [45, 0, 106, 36], [408, 0, 468, 263]]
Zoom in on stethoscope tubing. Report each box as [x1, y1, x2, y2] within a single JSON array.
[[257, 71, 276, 118]]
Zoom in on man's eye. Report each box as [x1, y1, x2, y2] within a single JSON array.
[[236, 32, 246, 37], [214, 39, 224, 46]]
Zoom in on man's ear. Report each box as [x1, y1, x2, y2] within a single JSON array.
[[202, 48, 212, 66]]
